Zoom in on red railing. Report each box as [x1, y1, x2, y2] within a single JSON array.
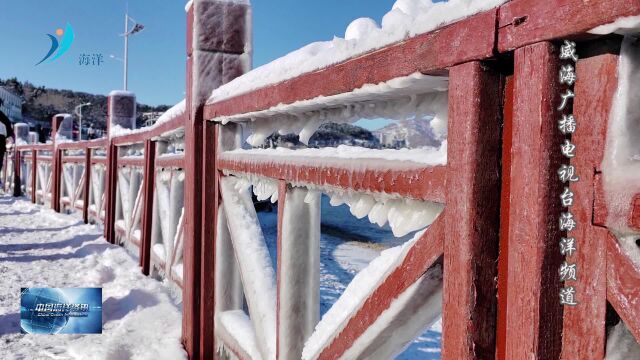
[[5, 0, 640, 359]]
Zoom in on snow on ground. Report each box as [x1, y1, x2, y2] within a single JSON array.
[[0, 196, 186, 360], [257, 195, 442, 359]]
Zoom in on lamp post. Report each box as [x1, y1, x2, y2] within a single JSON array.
[[120, 11, 145, 91], [74, 102, 91, 140]]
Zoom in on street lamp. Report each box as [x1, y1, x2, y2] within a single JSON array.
[[119, 11, 145, 91], [74, 102, 92, 140]]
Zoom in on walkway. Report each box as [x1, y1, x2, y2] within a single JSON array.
[[0, 195, 186, 360]]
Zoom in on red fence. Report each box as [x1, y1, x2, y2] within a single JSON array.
[[4, 0, 640, 359]]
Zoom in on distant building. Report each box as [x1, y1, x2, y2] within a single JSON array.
[[142, 111, 163, 127], [0, 86, 23, 123]]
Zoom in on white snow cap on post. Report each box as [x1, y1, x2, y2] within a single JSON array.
[[13, 123, 30, 145], [108, 90, 137, 137], [28, 131, 38, 144], [54, 114, 74, 141]]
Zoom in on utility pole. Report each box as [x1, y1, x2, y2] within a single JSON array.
[[120, 6, 144, 91]]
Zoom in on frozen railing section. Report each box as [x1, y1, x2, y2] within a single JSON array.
[[108, 97, 186, 289], [208, 66, 449, 358]]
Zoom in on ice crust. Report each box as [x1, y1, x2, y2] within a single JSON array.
[[601, 36, 640, 268], [220, 176, 277, 360], [590, 16, 640, 35], [302, 230, 424, 359], [214, 73, 449, 148], [207, 0, 507, 103]]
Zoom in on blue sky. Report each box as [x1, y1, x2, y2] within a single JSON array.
[[0, 0, 398, 107]]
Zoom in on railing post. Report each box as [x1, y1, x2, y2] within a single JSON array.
[[503, 42, 564, 359], [12, 149, 21, 197], [31, 148, 37, 203], [442, 61, 503, 360], [183, 1, 251, 358], [277, 182, 321, 360], [82, 147, 91, 223], [12, 123, 29, 197], [140, 139, 156, 275], [560, 40, 621, 359], [104, 91, 137, 244], [51, 115, 64, 210]]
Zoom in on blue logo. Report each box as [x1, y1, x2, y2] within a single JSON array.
[[36, 23, 75, 65], [20, 288, 102, 334]]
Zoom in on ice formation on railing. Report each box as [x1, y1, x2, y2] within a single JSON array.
[[208, 0, 507, 103], [601, 36, 640, 268], [220, 176, 277, 360], [216, 310, 263, 360], [590, 16, 640, 35], [302, 230, 436, 360], [221, 142, 447, 166], [219, 74, 449, 149], [327, 190, 443, 237]]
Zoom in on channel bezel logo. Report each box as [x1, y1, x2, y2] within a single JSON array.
[[36, 22, 75, 65]]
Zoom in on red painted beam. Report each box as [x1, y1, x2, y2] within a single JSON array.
[[31, 150, 37, 203], [495, 75, 514, 360], [204, 9, 497, 120], [140, 140, 156, 275], [218, 156, 447, 203], [155, 154, 185, 169], [118, 158, 145, 168], [318, 213, 445, 359], [504, 42, 564, 360], [61, 156, 86, 164], [498, 0, 640, 52], [442, 61, 503, 360], [199, 122, 218, 359], [561, 46, 620, 359], [607, 233, 640, 343]]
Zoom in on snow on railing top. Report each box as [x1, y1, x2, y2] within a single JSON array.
[[589, 15, 640, 35], [207, 0, 507, 104], [111, 99, 186, 139]]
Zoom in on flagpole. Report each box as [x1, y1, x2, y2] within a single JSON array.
[[124, 11, 129, 91]]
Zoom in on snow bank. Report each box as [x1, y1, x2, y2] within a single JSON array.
[[302, 230, 425, 360], [220, 176, 276, 360], [601, 36, 640, 268], [590, 16, 640, 35], [208, 0, 506, 103]]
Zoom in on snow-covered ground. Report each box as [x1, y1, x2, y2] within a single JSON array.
[[0, 196, 186, 360], [0, 193, 440, 359]]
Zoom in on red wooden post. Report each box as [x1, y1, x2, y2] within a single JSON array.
[[31, 148, 37, 203], [82, 147, 91, 223], [12, 149, 21, 197], [496, 75, 514, 360], [442, 61, 503, 359], [560, 41, 621, 359], [199, 121, 217, 357], [50, 115, 64, 211], [139, 139, 156, 275], [104, 142, 118, 243], [183, 1, 251, 358], [504, 42, 564, 359]]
